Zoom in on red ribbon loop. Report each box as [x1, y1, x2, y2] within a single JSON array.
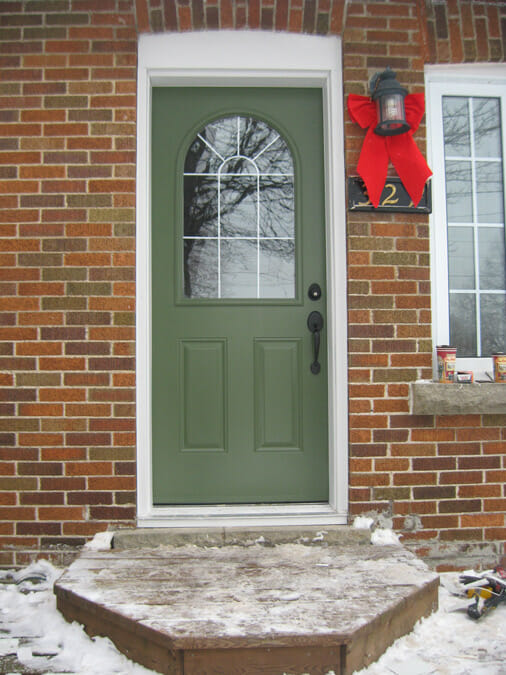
[[348, 93, 432, 208]]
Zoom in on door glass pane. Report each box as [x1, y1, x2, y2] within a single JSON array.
[[184, 239, 218, 298], [260, 240, 295, 298], [184, 176, 218, 237], [443, 95, 506, 356], [183, 115, 296, 299], [220, 174, 258, 237], [259, 177, 294, 238], [220, 240, 258, 298]]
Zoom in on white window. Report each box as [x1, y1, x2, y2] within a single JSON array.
[[426, 67, 506, 380]]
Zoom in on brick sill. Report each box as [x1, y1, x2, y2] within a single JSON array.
[[410, 381, 506, 415]]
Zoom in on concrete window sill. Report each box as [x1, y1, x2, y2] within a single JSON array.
[[410, 381, 506, 415]]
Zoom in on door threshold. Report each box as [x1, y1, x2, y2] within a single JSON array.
[[114, 522, 363, 550], [137, 503, 347, 528]]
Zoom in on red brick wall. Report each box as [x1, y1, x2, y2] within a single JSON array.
[[0, 0, 505, 569], [0, 0, 137, 567], [344, 0, 506, 570]]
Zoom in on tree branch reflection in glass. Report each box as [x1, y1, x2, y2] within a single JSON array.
[[443, 96, 506, 356], [183, 116, 295, 299]]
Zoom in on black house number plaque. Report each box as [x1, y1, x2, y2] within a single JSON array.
[[348, 176, 432, 214]]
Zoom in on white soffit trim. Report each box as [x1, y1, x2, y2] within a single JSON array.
[[136, 31, 348, 527]]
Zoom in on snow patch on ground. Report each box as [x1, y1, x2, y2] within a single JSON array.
[[352, 516, 402, 545], [1, 558, 505, 675], [83, 530, 114, 551], [0, 561, 154, 675], [371, 527, 402, 546], [354, 573, 506, 675], [352, 516, 374, 530]]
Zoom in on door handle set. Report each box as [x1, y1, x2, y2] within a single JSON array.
[[307, 311, 324, 374]]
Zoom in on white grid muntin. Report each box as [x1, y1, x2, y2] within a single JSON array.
[[443, 95, 506, 357], [426, 65, 506, 378], [184, 114, 295, 299]]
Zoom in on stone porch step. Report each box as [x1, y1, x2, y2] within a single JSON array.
[[54, 528, 439, 675]]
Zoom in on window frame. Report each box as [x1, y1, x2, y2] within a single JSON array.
[[426, 65, 506, 380]]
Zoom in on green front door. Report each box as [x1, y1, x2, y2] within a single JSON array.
[[151, 87, 328, 504]]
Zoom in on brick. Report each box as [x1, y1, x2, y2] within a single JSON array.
[[18, 432, 62, 446], [413, 486, 455, 500], [40, 327, 85, 340], [65, 403, 110, 417], [393, 472, 437, 486], [61, 523, 109, 538], [89, 505, 135, 520], [66, 432, 111, 446], [66, 312, 111, 325], [422, 515, 459, 530], [484, 499, 506, 512], [440, 471, 484, 485], [90, 387, 134, 401], [67, 491, 113, 505], [91, 418, 134, 431], [0, 388, 36, 401], [412, 457, 456, 471], [65, 373, 109, 386], [18, 461, 63, 476], [461, 513, 504, 528], [20, 492, 64, 505], [43, 268, 87, 280], [458, 456, 501, 470], [39, 357, 86, 370], [349, 473, 389, 487], [89, 447, 135, 461], [42, 297, 87, 310], [374, 458, 410, 472], [38, 507, 84, 521], [88, 476, 135, 490], [65, 461, 112, 476], [18, 403, 63, 417], [41, 447, 86, 461], [65, 342, 110, 356], [439, 500, 481, 514], [459, 484, 501, 499]]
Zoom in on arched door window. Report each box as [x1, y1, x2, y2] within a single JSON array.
[[183, 115, 295, 299]]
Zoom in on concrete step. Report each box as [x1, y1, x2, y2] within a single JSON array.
[[112, 525, 372, 550]]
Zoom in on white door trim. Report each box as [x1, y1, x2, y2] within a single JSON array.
[[136, 31, 348, 527]]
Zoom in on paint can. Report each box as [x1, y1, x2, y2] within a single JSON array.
[[492, 353, 506, 383], [437, 345, 456, 383]]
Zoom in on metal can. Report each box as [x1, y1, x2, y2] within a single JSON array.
[[437, 345, 456, 383], [492, 353, 506, 383]]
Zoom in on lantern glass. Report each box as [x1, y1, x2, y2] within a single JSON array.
[[375, 92, 410, 136]]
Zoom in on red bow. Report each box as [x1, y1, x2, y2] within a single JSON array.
[[347, 93, 432, 208]]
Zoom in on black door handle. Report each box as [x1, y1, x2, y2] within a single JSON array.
[[307, 311, 324, 374]]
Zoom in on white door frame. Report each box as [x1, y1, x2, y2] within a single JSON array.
[[136, 31, 348, 527]]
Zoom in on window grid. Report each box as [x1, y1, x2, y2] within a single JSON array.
[[444, 96, 506, 357], [183, 115, 296, 299]]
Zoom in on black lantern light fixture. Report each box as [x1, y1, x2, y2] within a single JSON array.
[[369, 67, 410, 136]]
